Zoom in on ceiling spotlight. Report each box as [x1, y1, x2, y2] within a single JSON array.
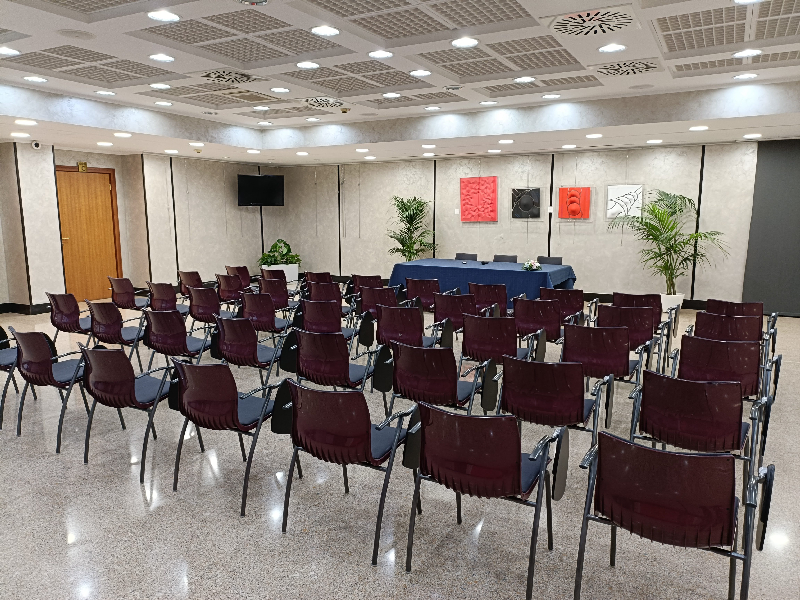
[[734, 0, 766, 4], [297, 151, 309, 156], [733, 49, 762, 58], [365, 156, 376, 160], [147, 10, 179, 22], [258, 121, 272, 126], [189, 142, 204, 147], [562, 144, 577, 149], [154, 101, 173, 106], [369, 50, 393, 59], [97, 142, 113, 146], [306, 117, 321, 122], [452, 37, 479, 48], [113, 132, 132, 138], [165, 149, 178, 154], [297, 61, 319, 70], [149, 53, 174, 62], [480, 101, 498, 105], [10, 132, 30, 138], [356, 148, 369, 152], [312, 25, 339, 36], [423, 153, 436, 157], [422, 144, 436, 149], [150, 83, 171, 90], [383, 92, 402, 98], [271, 87, 290, 93], [599, 43, 626, 53], [743, 133, 762, 139], [734, 73, 758, 80], [253, 105, 270, 111], [247, 149, 261, 154], [586, 133, 603, 139], [425, 106, 441, 111], [410, 70, 431, 77], [23, 76, 47, 83], [689, 126, 709, 131], [542, 94, 561, 99], [488, 149, 502, 153], [514, 76, 536, 83], [498, 139, 514, 144], [647, 139, 663, 144], [95, 90, 115, 95], [0, 47, 20, 56], [14, 119, 37, 126]]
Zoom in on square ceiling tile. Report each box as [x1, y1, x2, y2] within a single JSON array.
[[430, 0, 532, 28], [417, 47, 491, 65], [260, 29, 341, 54], [439, 58, 510, 78], [505, 49, 580, 70], [487, 36, 563, 57], [303, 0, 411, 18], [41, 45, 115, 62], [353, 8, 452, 39], [203, 9, 290, 34], [62, 64, 140, 81], [338, 60, 394, 74], [143, 20, 233, 45], [3, 52, 82, 70], [200, 39, 287, 62]]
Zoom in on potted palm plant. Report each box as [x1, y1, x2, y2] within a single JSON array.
[[609, 190, 727, 312], [387, 196, 437, 261], [258, 239, 302, 282]]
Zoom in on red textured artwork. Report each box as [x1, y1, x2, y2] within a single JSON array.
[[460, 176, 498, 222], [558, 187, 591, 219]]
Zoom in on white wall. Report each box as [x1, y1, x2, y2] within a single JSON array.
[[142, 154, 178, 285], [0, 143, 28, 305]]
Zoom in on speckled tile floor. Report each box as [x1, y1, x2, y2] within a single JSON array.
[[0, 307, 796, 600]]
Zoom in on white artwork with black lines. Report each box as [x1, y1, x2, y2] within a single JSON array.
[[607, 185, 643, 219]]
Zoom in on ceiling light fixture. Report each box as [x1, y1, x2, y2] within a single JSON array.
[[743, 133, 762, 139], [562, 144, 577, 149], [422, 144, 436, 149], [734, 0, 766, 4], [189, 142, 204, 147], [271, 87, 290, 93], [149, 53, 174, 63], [452, 37, 479, 48], [247, 149, 261, 154], [297, 61, 319, 70], [480, 101, 497, 105], [383, 92, 401, 98], [410, 70, 431, 77], [306, 117, 321, 122], [97, 142, 113, 146], [154, 101, 173, 106], [514, 76, 536, 84], [150, 83, 171, 90], [14, 119, 37, 126], [356, 148, 369, 152], [586, 133, 603, 139], [498, 139, 514, 144], [147, 10, 179, 22], [113, 132, 132, 138], [253, 105, 270, 111], [423, 153, 435, 157], [297, 151, 308, 156], [311, 26, 339, 37], [365, 156, 376, 160], [689, 126, 709, 131], [733, 49, 762, 58], [734, 73, 758, 80], [10, 132, 30, 138], [425, 106, 441, 111], [258, 121, 272, 125], [599, 43, 626, 53], [23, 76, 47, 83], [165, 149, 178, 154], [369, 50, 393, 59], [95, 90, 115, 95], [488, 149, 501, 153], [647, 139, 663, 144], [542, 94, 561, 99], [0, 47, 20, 56]]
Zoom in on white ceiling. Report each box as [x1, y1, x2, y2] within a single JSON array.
[[2, 0, 800, 163]]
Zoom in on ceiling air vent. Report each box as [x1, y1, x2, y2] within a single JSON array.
[[305, 97, 344, 109], [595, 60, 659, 76], [552, 10, 633, 36], [201, 69, 257, 84]]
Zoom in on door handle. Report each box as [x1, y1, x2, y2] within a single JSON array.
[[62, 238, 69, 240]]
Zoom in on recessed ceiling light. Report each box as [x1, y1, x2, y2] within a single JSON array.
[[586, 133, 603, 139], [480, 101, 498, 105], [95, 90, 115, 96], [488, 149, 502, 153], [189, 142, 204, 147], [0, 47, 20, 56], [258, 121, 272, 126], [306, 117, 321, 122], [599, 43, 626, 53], [356, 148, 369, 152], [425, 106, 441, 111], [253, 105, 270, 111], [423, 153, 435, 157], [23, 76, 47, 83], [498, 139, 514, 144], [97, 142, 113, 147], [733, 49, 762, 58], [365, 156, 376, 160], [14, 119, 37, 126], [410, 70, 431, 77], [542, 94, 561, 99], [312, 25, 339, 36], [383, 92, 402, 98], [149, 53, 174, 63], [743, 133, 762, 139], [271, 87, 290, 93], [647, 139, 663, 144], [10, 132, 30, 138], [165, 150, 178, 154], [113, 132, 132, 138], [734, 0, 766, 4], [689, 126, 709, 131], [514, 76, 536, 84], [452, 37, 479, 48], [562, 144, 577, 149], [150, 83, 171, 90], [247, 149, 261, 154], [297, 152, 309, 156], [154, 101, 172, 106], [369, 50, 393, 59], [422, 144, 436, 149], [297, 61, 319, 70], [734, 73, 758, 80], [148, 10, 179, 22]]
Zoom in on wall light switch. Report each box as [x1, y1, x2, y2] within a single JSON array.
[[454, 208, 459, 214], [547, 206, 554, 214]]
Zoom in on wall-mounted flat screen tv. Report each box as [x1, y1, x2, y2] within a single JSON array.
[[238, 174, 284, 206]]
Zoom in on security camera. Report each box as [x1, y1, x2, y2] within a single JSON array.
[[340, 107, 350, 114], [31, 141, 42, 150], [194, 149, 202, 154]]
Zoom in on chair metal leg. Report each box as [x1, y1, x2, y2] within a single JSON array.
[[31, 386, 37, 401], [147, 350, 156, 371], [282, 446, 300, 532], [238, 432, 247, 462], [195, 425, 205, 452], [610, 525, 617, 567], [116, 408, 126, 430], [412, 468, 422, 514], [241, 409, 269, 517], [372, 426, 405, 566], [173, 417, 190, 491], [296, 454, 303, 479], [573, 465, 598, 600], [83, 399, 98, 464], [525, 469, 547, 600], [545, 470, 554, 551], [197, 326, 210, 365], [53, 330, 59, 344], [11, 373, 18, 393], [140, 400, 161, 484], [405, 471, 423, 572], [0, 368, 14, 430], [342, 465, 350, 494], [79, 383, 89, 415], [382, 392, 388, 417], [456, 492, 462, 524], [740, 499, 757, 600], [16, 382, 29, 437], [728, 517, 739, 600]]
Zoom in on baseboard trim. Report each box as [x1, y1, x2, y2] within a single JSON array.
[[0, 302, 50, 315]]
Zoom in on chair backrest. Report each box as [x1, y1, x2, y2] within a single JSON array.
[[597, 305, 655, 350], [11, 328, 58, 387], [80, 346, 137, 408], [433, 293, 477, 331], [405, 278, 440, 309], [455, 253, 477, 261], [87, 301, 126, 344], [172, 361, 244, 431], [147, 282, 178, 312], [225, 265, 251, 289], [563, 324, 630, 379], [258, 277, 290, 310], [513, 298, 561, 341], [469, 282, 508, 316], [187, 286, 222, 324], [418, 402, 522, 498], [261, 268, 287, 283], [377, 304, 424, 347], [678, 335, 761, 397], [143, 310, 189, 357], [286, 380, 374, 465], [108, 277, 137, 310], [694, 311, 762, 342], [537, 256, 562, 265], [594, 432, 736, 548], [492, 254, 517, 263], [540, 287, 584, 319], [46, 292, 83, 333], [295, 329, 352, 387], [216, 273, 243, 302], [361, 286, 397, 318], [306, 271, 333, 284], [639, 370, 744, 452], [241, 293, 280, 332], [706, 298, 763, 317], [215, 316, 259, 367], [392, 342, 458, 405], [462, 314, 516, 362], [351, 275, 382, 296], [501, 357, 585, 426], [307, 281, 343, 303], [301, 300, 343, 334], [612, 292, 662, 332], [178, 271, 203, 297]]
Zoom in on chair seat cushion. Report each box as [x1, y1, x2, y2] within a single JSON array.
[[583, 398, 596, 423], [342, 328, 355, 341], [176, 304, 190, 317], [135, 297, 149, 310], [629, 359, 640, 376], [370, 424, 408, 463], [348, 362, 375, 386], [516, 347, 531, 360], [520, 452, 547, 498], [186, 336, 210, 354], [257, 344, 281, 364], [422, 336, 436, 348], [275, 317, 289, 331], [52, 359, 84, 384], [121, 326, 144, 344], [134, 374, 170, 406], [0, 347, 17, 368], [341, 306, 352, 317], [238, 395, 274, 428], [289, 300, 300, 310], [457, 379, 483, 405], [78, 316, 92, 331]]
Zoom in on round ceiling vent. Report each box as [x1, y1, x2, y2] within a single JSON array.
[[553, 10, 633, 36], [596, 61, 659, 76], [201, 70, 257, 84], [305, 97, 343, 108]]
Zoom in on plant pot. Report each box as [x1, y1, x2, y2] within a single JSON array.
[[660, 293, 685, 314], [262, 263, 299, 283]]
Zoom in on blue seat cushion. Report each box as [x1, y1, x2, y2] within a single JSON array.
[[78, 317, 92, 331], [186, 336, 210, 354], [0, 347, 17, 369], [342, 328, 355, 341], [135, 297, 149, 310], [275, 317, 289, 331], [176, 304, 190, 317], [237, 395, 274, 428], [422, 336, 436, 348], [370, 424, 408, 462], [52, 359, 84, 384], [629, 359, 640, 377], [457, 379, 482, 404], [520, 451, 547, 497], [257, 344, 281, 365], [135, 375, 170, 406], [583, 398, 596, 423], [288, 300, 300, 310], [121, 327, 144, 343], [516, 347, 531, 360], [348, 362, 375, 386]]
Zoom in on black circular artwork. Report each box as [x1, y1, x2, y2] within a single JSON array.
[[512, 188, 541, 219]]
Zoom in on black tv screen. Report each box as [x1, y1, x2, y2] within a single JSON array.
[[238, 174, 284, 207]]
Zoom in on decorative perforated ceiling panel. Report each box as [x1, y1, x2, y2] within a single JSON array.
[[31, 0, 142, 12], [595, 60, 660, 76], [204, 10, 290, 34], [656, 7, 747, 52], [552, 10, 634, 35], [352, 8, 452, 39], [279, 60, 431, 96], [430, 0, 532, 28]]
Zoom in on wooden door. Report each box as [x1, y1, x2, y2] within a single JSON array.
[[56, 168, 122, 301]]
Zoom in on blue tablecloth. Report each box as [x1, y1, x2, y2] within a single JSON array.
[[389, 259, 577, 308]]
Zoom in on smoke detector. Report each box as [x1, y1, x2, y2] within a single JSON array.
[[201, 70, 258, 84], [305, 97, 344, 109]]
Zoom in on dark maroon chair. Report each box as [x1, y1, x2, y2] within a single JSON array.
[[376, 305, 435, 348], [514, 298, 561, 342], [142, 309, 211, 367], [562, 324, 639, 382], [360, 286, 398, 319], [241, 293, 289, 335], [462, 314, 531, 368], [300, 300, 355, 344], [433, 292, 478, 332], [215, 316, 283, 384], [0, 326, 19, 429], [147, 282, 189, 317], [46, 292, 92, 343], [258, 277, 299, 311], [294, 330, 376, 391], [707, 299, 763, 317], [10, 327, 88, 452], [178, 271, 203, 299], [109, 277, 149, 311], [226, 265, 252, 290], [307, 282, 352, 320], [676, 335, 762, 398], [596, 305, 656, 350], [406, 278, 440, 311], [469, 282, 507, 317], [351, 274, 382, 296], [540, 287, 584, 322], [216, 273, 244, 305], [612, 292, 662, 333], [280, 380, 414, 565], [80, 345, 170, 482], [171, 360, 280, 516], [86, 300, 145, 370], [405, 403, 566, 600], [187, 286, 235, 327], [690, 311, 762, 342], [574, 432, 774, 600], [306, 271, 334, 284]]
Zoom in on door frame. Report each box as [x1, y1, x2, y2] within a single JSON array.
[[55, 165, 123, 280]]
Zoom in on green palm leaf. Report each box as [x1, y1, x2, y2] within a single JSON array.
[[387, 196, 437, 262]]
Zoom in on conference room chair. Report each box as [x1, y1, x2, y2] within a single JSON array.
[[707, 298, 764, 318], [405, 278, 440, 311], [469, 282, 507, 317], [405, 403, 567, 600], [376, 305, 438, 349], [360, 286, 399, 319], [146, 282, 190, 317], [305, 271, 334, 284], [455, 252, 477, 261], [294, 330, 379, 392], [307, 282, 354, 322], [79, 345, 170, 482], [171, 360, 280, 516], [349, 274, 383, 297], [299, 299, 355, 345], [187, 285, 235, 337], [46, 292, 92, 344], [241, 293, 290, 340], [540, 287, 585, 323], [687, 311, 763, 342], [178, 270, 203, 301], [674, 335, 763, 399], [226, 265, 254, 290], [86, 300, 145, 371], [280, 380, 414, 565], [537, 256, 563, 265], [109, 277, 149, 312], [594, 306, 656, 377], [493, 254, 518, 263], [9, 327, 90, 453], [461, 313, 533, 372], [433, 292, 480, 333], [258, 276, 299, 312], [611, 292, 662, 331], [0, 327, 19, 429], [215, 316, 283, 387], [216, 273, 245, 308], [574, 431, 774, 600], [514, 298, 562, 343], [142, 309, 211, 368]]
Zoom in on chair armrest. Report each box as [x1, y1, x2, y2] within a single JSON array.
[[528, 434, 551, 461], [353, 347, 381, 361], [375, 406, 417, 430], [52, 350, 82, 361], [669, 348, 680, 377], [461, 359, 490, 378], [136, 366, 172, 379], [239, 381, 284, 400], [493, 371, 503, 382], [554, 337, 564, 345], [685, 324, 694, 335], [520, 332, 539, 341], [442, 288, 460, 296], [408, 422, 421, 435], [122, 316, 144, 324], [426, 319, 448, 331], [580, 445, 599, 469]]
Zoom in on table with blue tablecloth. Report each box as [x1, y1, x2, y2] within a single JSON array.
[[389, 259, 577, 308]]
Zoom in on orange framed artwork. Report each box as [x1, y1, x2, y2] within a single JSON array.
[[460, 176, 498, 222], [558, 187, 591, 219]]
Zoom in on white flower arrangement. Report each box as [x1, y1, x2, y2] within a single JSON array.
[[522, 260, 541, 271]]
